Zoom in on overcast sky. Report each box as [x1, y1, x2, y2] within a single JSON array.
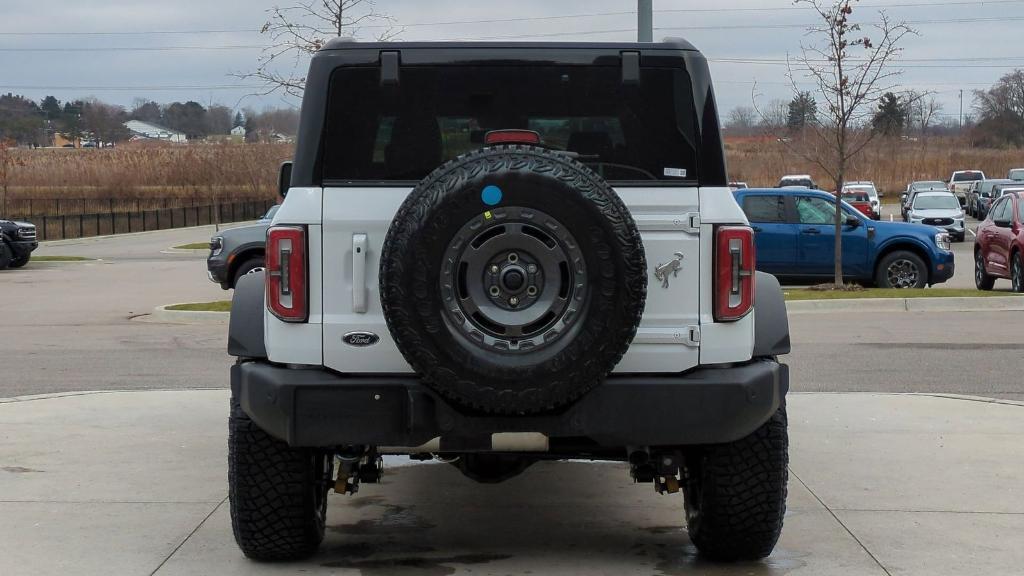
[[2, 0, 1022, 121]]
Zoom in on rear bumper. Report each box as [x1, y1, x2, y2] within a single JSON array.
[[232, 359, 789, 450]]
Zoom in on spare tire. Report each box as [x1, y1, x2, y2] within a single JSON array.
[[380, 145, 646, 414]]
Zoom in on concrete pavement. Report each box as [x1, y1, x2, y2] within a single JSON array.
[[2, 390, 1022, 576]]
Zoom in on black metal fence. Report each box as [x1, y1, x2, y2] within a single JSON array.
[[4, 198, 276, 241]]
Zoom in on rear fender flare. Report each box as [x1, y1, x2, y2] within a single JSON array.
[[228, 271, 267, 359], [753, 272, 791, 358]]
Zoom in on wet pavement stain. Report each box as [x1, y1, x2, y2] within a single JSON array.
[[2, 466, 43, 473], [321, 553, 511, 576], [329, 503, 436, 536]]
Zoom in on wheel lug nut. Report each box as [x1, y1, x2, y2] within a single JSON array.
[[490, 265, 499, 274], [527, 264, 537, 273], [510, 296, 519, 306]]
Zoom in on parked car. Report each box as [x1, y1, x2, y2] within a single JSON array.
[[901, 180, 948, 221], [842, 181, 881, 220], [1007, 168, 1024, 181], [225, 39, 793, 563], [778, 174, 817, 189], [842, 190, 874, 218], [975, 190, 1024, 292], [948, 170, 985, 207], [735, 188, 954, 288], [728, 181, 748, 190], [967, 179, 1012, 219], [206, 205, 279, 289], [0, 218, 38, 270], [905, 191, 965, 242]]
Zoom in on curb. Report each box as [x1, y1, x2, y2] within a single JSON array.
[[785, 295, 1024, 313], [146, 304, 229, 325], [160, 248, 209, 255]]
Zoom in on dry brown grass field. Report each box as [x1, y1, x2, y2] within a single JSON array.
[[725, 136, 1024, 198], [3, 142, 291, 201]]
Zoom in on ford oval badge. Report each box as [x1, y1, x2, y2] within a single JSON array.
[[343, 332, 380, 347]]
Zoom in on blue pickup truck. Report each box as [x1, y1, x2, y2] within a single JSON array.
[[734, 188, 955, 288]]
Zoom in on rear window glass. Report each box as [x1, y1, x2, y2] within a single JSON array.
[[953, 171, 984, 182], [322, 65, 698, 184], [742, 195, 786, 223], [843, 192, 869, 202]]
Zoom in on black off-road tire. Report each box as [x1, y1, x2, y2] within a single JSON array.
[[0, 243, 11, 270], [682, 405, 789, 561], [232, 256, 265, 289], [228, 395, 332, 561], [976, 250, 995, 291], [9, 253, 30, 268], [380, 145, 646, 415]]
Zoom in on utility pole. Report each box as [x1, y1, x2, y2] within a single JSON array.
[[959, 89, 963, 131], [638, 0, 653, 42]]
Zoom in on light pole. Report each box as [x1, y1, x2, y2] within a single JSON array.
[[638, 0, 653, 42]]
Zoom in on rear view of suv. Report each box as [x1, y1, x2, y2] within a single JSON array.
[[225, 39, 792, 564]]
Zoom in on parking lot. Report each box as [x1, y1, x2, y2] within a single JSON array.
[[2, 225, 1023, 575]]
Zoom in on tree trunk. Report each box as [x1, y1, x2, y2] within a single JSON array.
[[834, 170, 845, 287]]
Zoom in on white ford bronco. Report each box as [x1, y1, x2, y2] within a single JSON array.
[[226, 38, 792, 563]]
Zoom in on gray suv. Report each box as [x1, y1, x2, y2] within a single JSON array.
[[206, 205, 278, 289]]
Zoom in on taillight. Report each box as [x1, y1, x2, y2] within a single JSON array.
[[714, 226, 755, 322], [266, 225, 308, 322]]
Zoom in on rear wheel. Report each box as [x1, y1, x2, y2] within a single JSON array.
[[876, 251, 928, 289], [1012, 253, 1024, 293], [682, 406, 789, 561], [228, 395, 332, 561], [976, 250, 995, 291]]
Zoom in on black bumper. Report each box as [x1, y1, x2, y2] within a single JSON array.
[[8, 240, 37, 257], [232, 360, 788, 450], [207, 257, 230, 288]]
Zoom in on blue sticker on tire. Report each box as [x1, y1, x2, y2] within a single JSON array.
[[481, 185, 503, 206]]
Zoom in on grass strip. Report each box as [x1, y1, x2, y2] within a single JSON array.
[[166, 301, 231, 312], [173, 243, 210, 250]]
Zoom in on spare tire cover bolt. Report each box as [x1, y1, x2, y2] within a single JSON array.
[[527, 286, 538, 296], [489, 286, 501, 296], [508, 253, 519, 263], [490, 265, 500, 274], [527, 264, 537, 273], [509, 296, 520, 306]]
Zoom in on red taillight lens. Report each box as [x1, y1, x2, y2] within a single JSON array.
[[484, 129, 541, 146], [266, 225, 308, 323], [714, 226, 755, 322]]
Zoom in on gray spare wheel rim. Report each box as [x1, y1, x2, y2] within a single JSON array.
[[380, 144, 647, 415], [440, 207, 586, 353]]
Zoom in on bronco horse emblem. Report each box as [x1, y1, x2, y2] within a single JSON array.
[[654, 252, 685, 289]]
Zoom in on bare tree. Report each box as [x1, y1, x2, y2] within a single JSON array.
[[903, 90, 943, 135], [726, 106, 758, 135], [758, 98, 791, 132], [759, 0, 912, 287], [240, 0, 401, 98]]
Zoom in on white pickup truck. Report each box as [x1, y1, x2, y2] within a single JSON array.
[[948, 170, 986, 207]]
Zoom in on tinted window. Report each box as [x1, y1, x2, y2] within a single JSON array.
[[322, 66, 698, 183], [953, 171, 984, 182], [1008, 169, 1024, 181], [991, 198, 1011, 222], [795, 197, 836, 225], [780, 178, 814, 188], [742, 195, 787, 223]]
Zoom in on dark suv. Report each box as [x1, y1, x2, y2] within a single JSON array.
[[0, 218, 38, 270]]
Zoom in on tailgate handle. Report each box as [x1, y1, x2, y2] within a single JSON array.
[[352, 233, 368, 313]]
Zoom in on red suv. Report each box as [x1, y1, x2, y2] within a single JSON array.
[[975, 190, 1024, 291]]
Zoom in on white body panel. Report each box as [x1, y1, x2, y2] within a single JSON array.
[[265, 185, 756, 373]]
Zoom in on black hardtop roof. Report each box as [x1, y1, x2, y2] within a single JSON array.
[[320, 38, 699, 52]]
